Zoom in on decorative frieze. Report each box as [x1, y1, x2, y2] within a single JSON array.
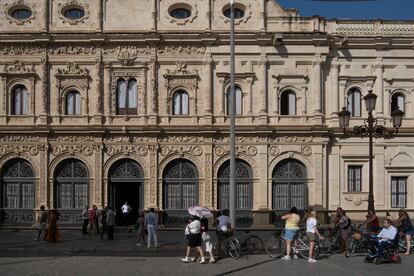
[[336, 22, 414, 36], [158, 45, 205, 55], [1, 60, 35, 74], [50, 144, 95, 156], [105, 145, 149, 157], [48, 44, 97, 55], [0, 145, 45, 156], [0, 45, 44, 55], [159, 145, 203, 157], [269, 136, 313, 143], [159, 136, 204, 143], [48, 135, 95, 143]]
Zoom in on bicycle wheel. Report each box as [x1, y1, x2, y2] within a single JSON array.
[[345, 239, 356, 258], [316, 237, 332, 258], [244, 235, 264, 254], [265, 237, 285, 258], [297, 236, 320, 259], [226, 237, 241, 259]]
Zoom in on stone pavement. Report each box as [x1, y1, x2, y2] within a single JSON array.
[[0, 228, 275, 257]]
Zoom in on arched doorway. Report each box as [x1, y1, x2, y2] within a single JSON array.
[[108, 159, 144, 225], [272, 159, 307, 211], [1, 158, 35, 224], [217, 159, 253, 226], [163, 159, 199, 226]]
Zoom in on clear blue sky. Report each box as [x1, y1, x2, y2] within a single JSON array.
[[276, 0, 414, 20]]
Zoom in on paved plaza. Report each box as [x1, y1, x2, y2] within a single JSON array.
[[0, 229, 412, 276]]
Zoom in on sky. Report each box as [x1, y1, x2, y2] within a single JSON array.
[[276, 0, 414, 20]]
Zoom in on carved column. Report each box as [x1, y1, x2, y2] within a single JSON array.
[[151, 0, 157, 32], [330, 62, 339, 116], [148, 54, 158, 125], [274, 85, 279, 115], [39, 57, 48, 123], [301, 86, 307, 115], [0, 77, 4, 123], [94, 53, 104, 124], [218, 77, 225, 115], [39, 145, 48, 206], [375, 64, 384, 116], [260, 0, 266, 31], [259, 57, 268, 115], [203, 56, 213, 121], [94, 145, 102, 206], [247, 78, 253, 115], [204, 150, 213, 208], [142, 69, 148, 116], [339, 80, 347, 111], [149, 145, 158, 208], [313, 61, 322, 114], [104, 65, 111, 122]]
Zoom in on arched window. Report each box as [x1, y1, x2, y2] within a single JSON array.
[[226, 86, 242, 115], [163, 159, 198, 210], [280, 90, 296, 115], [11, 85, 29, 115], [391, 92, 405, 113], [65, 90, 81, 115], [55, 159, 88, 209], [117, 79, 137, 115], [272, 159, 307, 210], [172, 90, 189, 115], [1, 158, 35, 209], [217, 159, 252, 210], [347, 88, 361, 117]]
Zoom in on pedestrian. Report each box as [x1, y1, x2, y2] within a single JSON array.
[[306, 210, 324, 263], [121, 201, 132, 232], [394, 209, 414, 255], [88, 205, 98, 235], [44, 209, 61, 243], [281, 206, 300, 260], [145, 207, 159, 248], [336, 207, 350, 251], [34, 205, 47, 241], [82, 205, 89, 235], [215, 209, 231, 259], [106, 206, 116, 240], [200, 214, 215, 263], [100, 206, 108, 240], [136, 210, 146, 246], [364, 208, 380, 234], [181, 215, 206, 264], [368, 219, 398, 257]]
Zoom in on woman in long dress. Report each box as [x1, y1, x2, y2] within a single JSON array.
[[44, 209, 62, 243]]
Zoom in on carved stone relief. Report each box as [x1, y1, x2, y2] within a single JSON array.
[[50, 144, 95, 156], [269, 146, 280, 157], [269, 136, 314, 143], [0, 145, 45, 156], [158, 45, 206, 56], [0, 44, 44, 55], [2, 60, 35, 74], [105, 145, 149, 157], [302, 146, 312, 156], [159, 145, 203, 157]]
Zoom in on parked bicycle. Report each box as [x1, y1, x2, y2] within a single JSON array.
[[222, 231, 242, 259], [235, 231, 264, 254], [345, 224, 369, 257], [326, 227, 347, 253], [265, 228, 319, 259]]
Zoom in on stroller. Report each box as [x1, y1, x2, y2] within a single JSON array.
[[364, 234, 401, 265]]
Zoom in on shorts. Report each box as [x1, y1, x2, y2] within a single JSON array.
[[188, 233, 202, 248], [285, 229, 298, 241], [403, 228, 414, 236], [306, 232, 316, 241]]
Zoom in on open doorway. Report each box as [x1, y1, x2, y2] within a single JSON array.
[[108, 159, 144, 226], [111, 182, 142, 225]]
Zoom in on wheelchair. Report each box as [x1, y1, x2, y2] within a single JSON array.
[[364, 235, 401, 265]]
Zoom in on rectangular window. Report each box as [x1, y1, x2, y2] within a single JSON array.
[[348, 166, 362, 192], [391, 177, 407, 208]]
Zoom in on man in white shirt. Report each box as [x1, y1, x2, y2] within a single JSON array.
[[370, 219, 397, 256], [121, 202, 131, 232], [216, 209, 231, 259]]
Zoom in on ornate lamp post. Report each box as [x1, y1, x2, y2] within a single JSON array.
[[338, 90, 404, 211]]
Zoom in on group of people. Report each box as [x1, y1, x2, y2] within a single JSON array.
[[181, 209, 231, 264], [81, 205, 116, 240], [33, 205, 61, 243]]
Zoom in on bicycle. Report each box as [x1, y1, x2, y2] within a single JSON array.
[[221, 231, 242, 259], [345, 224, 369, 257], [235, 231, 264, 254], [326, 227, 347, 254], [265, 228, 319, 259]]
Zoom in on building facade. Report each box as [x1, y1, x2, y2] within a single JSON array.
[[0, 0, 414, 226]]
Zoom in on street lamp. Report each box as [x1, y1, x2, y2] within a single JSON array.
[[338, 89, 403, 211]]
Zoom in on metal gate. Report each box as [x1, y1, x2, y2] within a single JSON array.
[[272, 159, 307, 210]]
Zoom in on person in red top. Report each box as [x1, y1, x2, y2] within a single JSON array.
[[365, 209, 380, 234], [88, 205, 99, 235]]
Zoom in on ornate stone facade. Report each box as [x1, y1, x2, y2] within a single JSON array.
[[0, 0, 414, 226]]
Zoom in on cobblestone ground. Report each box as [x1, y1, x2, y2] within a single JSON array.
[[0, 229, 412, 276]]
